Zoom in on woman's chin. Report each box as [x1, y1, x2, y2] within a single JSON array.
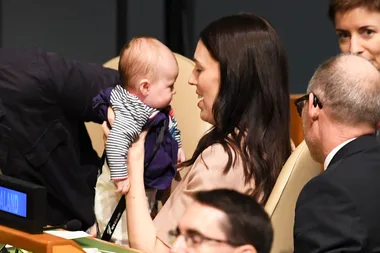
[[199, 112, 214, 125], [199, 111, 207, 122]]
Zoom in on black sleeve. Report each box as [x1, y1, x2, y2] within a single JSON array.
[[294, 176, 366, 253], [43, 51, 119, 122]]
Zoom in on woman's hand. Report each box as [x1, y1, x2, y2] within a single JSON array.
[[128, 131, 148, 161], [125, 129, 168, 253], [290, 139, 296, 152], [126, 130, 149, 178]]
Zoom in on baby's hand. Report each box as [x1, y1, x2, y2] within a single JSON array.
[[89, 223, 98, 237], [177, 147, 186, 163], [177, 147, 186, 171], [114, 178, 131, 194]]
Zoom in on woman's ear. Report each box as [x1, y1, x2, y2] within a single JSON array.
[[139, 79, 150, 96]]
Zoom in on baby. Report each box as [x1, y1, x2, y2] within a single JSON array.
[[92, 37, 185, 244], [106, 36, 185, 194]]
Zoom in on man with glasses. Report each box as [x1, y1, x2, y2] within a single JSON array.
[[168, 189, 273, 253], [293, 54, 380, 252]]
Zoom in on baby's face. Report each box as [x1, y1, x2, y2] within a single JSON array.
[[145, 59, 179, 109]]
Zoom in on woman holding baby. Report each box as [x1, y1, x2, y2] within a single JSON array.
[[103, 12, 291, 253]]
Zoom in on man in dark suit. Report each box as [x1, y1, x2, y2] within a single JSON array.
[[293, 54, 380, 252], [0, 48, 119, 230]]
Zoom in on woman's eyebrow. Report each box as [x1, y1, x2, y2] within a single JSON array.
[[193, 58, 204, 67]]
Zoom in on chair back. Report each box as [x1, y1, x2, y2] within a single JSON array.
[[265, 140, 322, 253]]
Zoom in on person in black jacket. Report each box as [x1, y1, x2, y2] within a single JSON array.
[[0, 48, 119, 230], [293, 54, 380, 252]]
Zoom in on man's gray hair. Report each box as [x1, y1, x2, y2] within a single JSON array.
[[307, 54, 380, 127]]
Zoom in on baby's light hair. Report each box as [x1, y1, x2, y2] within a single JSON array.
[[118, 36, 165, 89]]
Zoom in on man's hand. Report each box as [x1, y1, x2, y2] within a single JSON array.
[[102, 107, 115, 144]]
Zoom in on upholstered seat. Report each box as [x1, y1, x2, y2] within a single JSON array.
[[265, 140, 322, 253]]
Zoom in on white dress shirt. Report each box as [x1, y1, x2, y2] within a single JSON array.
[[324, 138, 357, 170]]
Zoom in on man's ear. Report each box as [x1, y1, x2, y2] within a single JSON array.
[[139, 79, 150, 96], [308, 93, 320, 122], [234, 244, 257, 253]]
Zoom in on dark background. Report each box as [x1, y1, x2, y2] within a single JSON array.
[[0, 0, 339, 93]]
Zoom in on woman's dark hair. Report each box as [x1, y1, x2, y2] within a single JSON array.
[[328, 0, 380, 22], [180, 13, 291, 204]]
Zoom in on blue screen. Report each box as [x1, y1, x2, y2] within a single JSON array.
[[0, 186, 27, 217]]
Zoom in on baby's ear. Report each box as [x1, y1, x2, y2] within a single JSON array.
[[139, 79, 150, 96]]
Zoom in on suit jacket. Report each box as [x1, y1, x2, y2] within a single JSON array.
[[0, 48, 119, 229], [294, 134, 380, 252]]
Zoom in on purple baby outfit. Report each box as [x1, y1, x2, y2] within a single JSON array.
[[93, 87, 177, 190]]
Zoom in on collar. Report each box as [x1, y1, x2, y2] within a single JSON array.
[[324, 138, 357, 170]]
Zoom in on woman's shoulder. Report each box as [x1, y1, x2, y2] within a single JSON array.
[[201, 143, 226, 155], [200, 143, 230, 161], [184, 143, 255, 194], [194, 143, 241, 171]]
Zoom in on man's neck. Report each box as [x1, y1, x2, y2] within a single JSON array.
[[322, 124, 375, 161], [323, 137, 357, 169]]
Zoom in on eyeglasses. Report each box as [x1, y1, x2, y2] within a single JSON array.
[[294, 93, 323, 117], [168, 227, 240, 248]]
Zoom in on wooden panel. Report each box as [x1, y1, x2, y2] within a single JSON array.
[[0, 225, 141, 253], [52, 245, 84, 253], [290, 94, 305, 147], [0, 224, 84, 253]]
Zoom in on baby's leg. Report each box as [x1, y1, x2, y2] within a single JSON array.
[[95, 165, 158, 246], [145, 188, 158, 212]]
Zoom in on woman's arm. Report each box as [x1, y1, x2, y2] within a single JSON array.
[[125, 131, 170, 253], [101, 108, 169, 252]]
